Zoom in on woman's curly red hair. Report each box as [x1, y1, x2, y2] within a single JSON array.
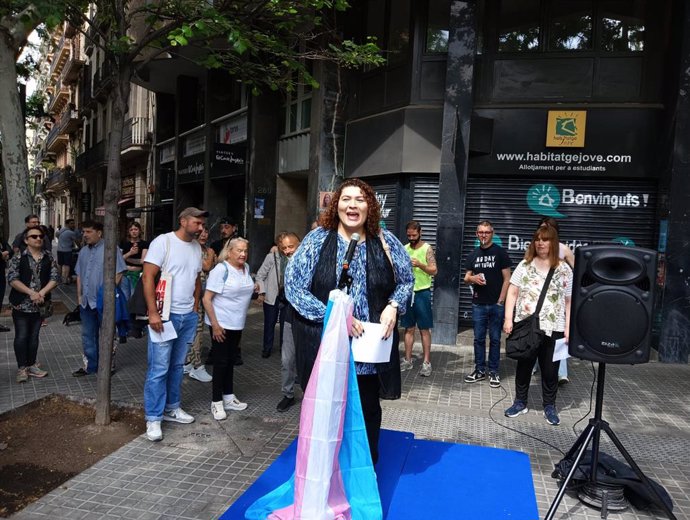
[[320, 178, 382, 237]]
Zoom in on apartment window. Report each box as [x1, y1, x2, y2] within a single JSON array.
[[548, 0, 593, 50], [600, 0, 645, 52], [426, 0, 450, 53], [498, 0, 541, 52], [282, 64, 312, 135], [364, 0, 411, 66], [496, 0, 645, 53]]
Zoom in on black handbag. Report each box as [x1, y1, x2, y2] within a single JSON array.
[[505, 267, 555, 360]]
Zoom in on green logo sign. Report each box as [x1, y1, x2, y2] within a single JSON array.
[[527, 184, 565, 218], [474, 235, 503, 248], [555, 117, 578, 137], [612, 236, 636, 247]]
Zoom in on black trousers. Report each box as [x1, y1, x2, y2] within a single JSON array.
[[514, 332, 564, 408], [357, 374, 382, 465], [13, 310, 42, 368], [210, 328, 242, 402]]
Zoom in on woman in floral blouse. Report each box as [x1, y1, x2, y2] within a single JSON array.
[[502, 224, 572, 426]]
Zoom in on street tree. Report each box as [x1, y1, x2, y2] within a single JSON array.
[[64, 0, 382, 425], [0, 1, 85, 235]]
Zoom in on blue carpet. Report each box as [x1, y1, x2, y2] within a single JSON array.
[[221, 430, 538, 519]]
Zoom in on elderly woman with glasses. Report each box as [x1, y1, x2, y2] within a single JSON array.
[[7, 226, 60, 383]]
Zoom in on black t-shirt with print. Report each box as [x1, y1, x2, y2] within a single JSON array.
[[464, 243, 512, 305]]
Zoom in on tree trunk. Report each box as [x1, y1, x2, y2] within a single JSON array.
[[95, 65, 131, 426], [0, 35, 33, 235]]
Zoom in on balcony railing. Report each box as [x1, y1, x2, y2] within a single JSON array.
[[122, 117, 150, 148], [45, 122, 68, 152], [93, 61, 114, 100], [49, 34, 70, 79], [59, 106, 80, 134], [278, 130, 310, 174], [47, 78, 70, 114], [79, 64, 93, 115], [76, 139, 107, 175], [61, 35, 85, 85]]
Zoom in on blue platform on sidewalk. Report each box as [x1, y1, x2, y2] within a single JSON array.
[[221, 429, 539, 519]]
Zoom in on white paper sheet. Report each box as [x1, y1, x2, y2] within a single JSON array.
[[148, 321, 178, 343], [351, 322, 393, 363], [553, 338, 570, 362]]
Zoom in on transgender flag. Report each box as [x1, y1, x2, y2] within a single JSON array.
[[245, 290, 383, 520]]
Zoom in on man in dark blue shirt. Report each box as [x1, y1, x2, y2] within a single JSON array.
[[463, 220, 512, 388]]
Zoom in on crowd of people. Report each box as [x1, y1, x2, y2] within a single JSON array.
[[1, 177, 576, 459]]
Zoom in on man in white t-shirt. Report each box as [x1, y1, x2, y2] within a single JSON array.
[[142, 207, 207, 442]]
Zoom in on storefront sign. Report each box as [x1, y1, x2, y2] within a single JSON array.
[[546, 110, 586, 147], [159, 142, 175, 164], [183, 133, 206, 157], [121, 176, 135, 198], [218, 115, 248, 144], [178, 154, 204, 184], [469, 108, 660, 178], [211, 143, 246, 178]]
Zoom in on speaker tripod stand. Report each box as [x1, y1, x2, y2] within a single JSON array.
[[544, 363, 676, 520]]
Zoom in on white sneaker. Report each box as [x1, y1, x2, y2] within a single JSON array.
[[211, 401, 227, 421], [162, 407, 195, 424], [145, 421, 162, 441], [189, 365, 213, 382], [223, 394, 248, 411], [183, 363, 193, 374]]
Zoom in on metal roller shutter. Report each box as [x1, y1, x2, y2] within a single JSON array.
[[410, 175, 439, 248], [459, 177, 658, 324], [367, 178, 400, 234]]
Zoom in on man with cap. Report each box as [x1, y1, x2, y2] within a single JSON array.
[[142, 207, 207, 442], [210, 217, 238, 256]]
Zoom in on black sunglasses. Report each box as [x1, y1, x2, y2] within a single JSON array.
[[27, 234, 44, 239]]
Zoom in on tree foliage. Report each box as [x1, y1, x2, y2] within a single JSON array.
[[55, 0, 381, 425]]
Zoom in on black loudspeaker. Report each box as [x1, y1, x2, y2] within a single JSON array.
[[569, 245, 657, 364]]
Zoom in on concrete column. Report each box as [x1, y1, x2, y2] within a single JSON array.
[[659, 3, 690, 363], [432, 1, 476, 345]]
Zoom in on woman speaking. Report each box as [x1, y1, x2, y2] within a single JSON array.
[[285, 178, 413, 463]]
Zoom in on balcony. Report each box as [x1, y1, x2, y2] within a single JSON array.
[[79, 65, 94, 116], [47, 79, 70, 115], [93, 62, 115, 101], [59, 106, 80, 134], [49, 34, 71, 79], [76, 140, 107, 175], [45, 123, 68, 153], [278, 130, 310, 174], [44, 166, 76, 193], [121, 117, 151, 159], [61, 36, 85, 85]]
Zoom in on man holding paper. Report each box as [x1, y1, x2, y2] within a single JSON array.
[[142, 207, 207, 442]]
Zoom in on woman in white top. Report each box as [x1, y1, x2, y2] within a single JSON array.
[[202, 238, 258, 420], [502, 224, 573, 426]]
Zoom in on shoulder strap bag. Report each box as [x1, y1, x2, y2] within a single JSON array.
[[505, 267, 555, 360], [128, 235, 171, 320]]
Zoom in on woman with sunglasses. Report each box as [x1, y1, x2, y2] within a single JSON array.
[[7, 226, 60, 383]]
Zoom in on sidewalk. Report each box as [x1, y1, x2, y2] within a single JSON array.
[[1, 283, 689, 519]]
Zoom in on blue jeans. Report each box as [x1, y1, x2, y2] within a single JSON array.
[[144, 311, 198, 422], [472, 303, 504, 374], [81, 305, 101, 373]]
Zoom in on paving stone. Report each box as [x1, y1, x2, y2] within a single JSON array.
[[3, 283, 689, 519]]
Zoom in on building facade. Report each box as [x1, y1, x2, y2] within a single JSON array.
[[128, 0, 689, 362]]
